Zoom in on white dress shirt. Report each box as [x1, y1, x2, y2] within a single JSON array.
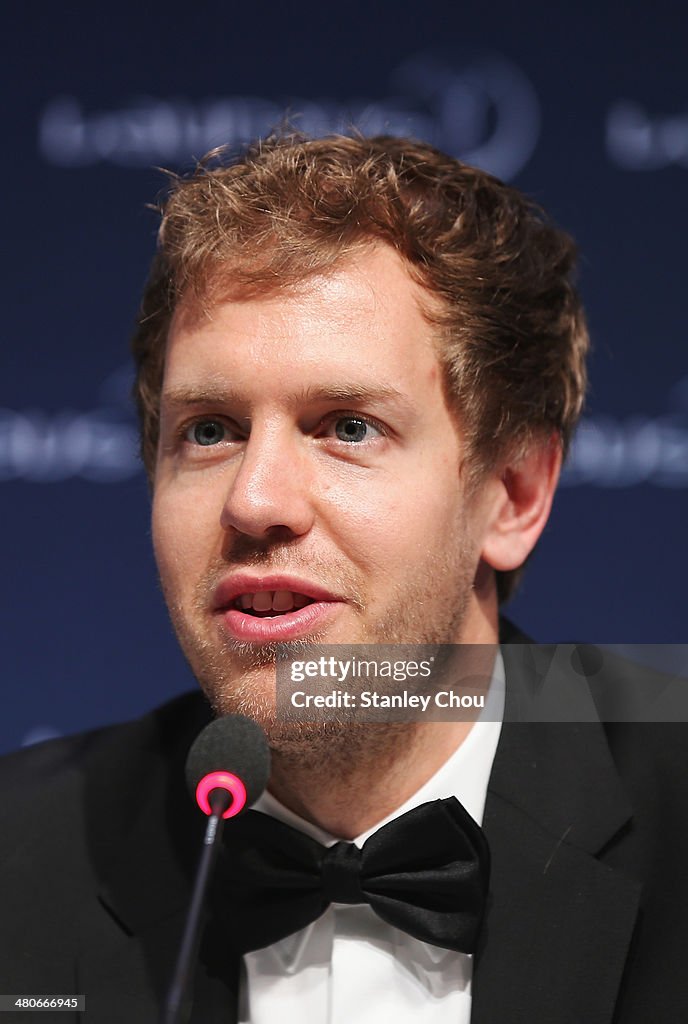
[[239, 654, 504, 1024]]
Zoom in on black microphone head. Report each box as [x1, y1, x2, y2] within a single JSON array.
[[185, 714, 271, 813]]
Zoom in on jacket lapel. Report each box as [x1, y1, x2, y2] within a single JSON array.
[[471, 640, 642, 1024]]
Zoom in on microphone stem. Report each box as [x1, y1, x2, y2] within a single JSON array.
[[162, 790, 231, 1024]]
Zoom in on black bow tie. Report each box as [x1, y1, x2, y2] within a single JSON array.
[[214, 797, 490, 955]]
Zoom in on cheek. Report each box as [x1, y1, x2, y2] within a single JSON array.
[[151, 485, 216, 584], [151, 505, 179, 587], [319, 466, 462, 570]]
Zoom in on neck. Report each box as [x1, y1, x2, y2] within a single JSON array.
[[268, 589, 499, 839], [269, 719, 477, 839]]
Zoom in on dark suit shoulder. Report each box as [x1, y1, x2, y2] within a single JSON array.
[[582, 645, 688, 787], [0, 695, 208, 951], [0, 691, 210, 803]]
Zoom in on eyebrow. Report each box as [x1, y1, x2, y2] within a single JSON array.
[[160, 381, 413, 412]]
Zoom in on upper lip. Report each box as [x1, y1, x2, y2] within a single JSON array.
[[212, 573, 343, 611]]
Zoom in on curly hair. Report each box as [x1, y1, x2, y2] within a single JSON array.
[[132, 133, 589, 602]]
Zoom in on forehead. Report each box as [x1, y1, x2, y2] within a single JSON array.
[[162, 245, 444, 402]]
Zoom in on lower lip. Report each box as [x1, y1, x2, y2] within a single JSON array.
[[217, 601, 343, 642]]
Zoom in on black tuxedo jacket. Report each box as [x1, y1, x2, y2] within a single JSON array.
[[1, 633, 688, 1022]]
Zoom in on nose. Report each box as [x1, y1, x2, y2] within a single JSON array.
[[219, 424, 315, 540]]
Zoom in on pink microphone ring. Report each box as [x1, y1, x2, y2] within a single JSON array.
[[196, 771, 248, 819]]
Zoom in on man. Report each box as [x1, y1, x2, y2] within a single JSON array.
[[1, 134, 686, 1022]]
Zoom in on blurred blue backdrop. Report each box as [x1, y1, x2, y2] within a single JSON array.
[[2, 0, 687, 752]]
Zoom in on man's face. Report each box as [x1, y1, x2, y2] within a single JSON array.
[[152, 244, 497, 734]]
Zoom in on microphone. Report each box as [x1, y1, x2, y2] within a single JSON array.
[[185, 713, 271, 818], [162, 715, 271, 1024]]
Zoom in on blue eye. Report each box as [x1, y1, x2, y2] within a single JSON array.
[[334, 417, 376, 442], [188, 420, 226, 446]]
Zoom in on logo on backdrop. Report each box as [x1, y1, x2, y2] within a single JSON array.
[[606, 101, 688, 170], [37, 51, 540, 182], [0, 365, 138, 483], [561, 376, 688, 488]]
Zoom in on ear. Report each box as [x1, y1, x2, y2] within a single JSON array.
[[479, 435, 562, 572]]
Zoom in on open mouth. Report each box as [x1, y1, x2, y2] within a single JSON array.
[[233, 590, 317, 618], [216, 580, 341, 642]]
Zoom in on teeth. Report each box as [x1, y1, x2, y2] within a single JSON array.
[[252, 591, 274, 612], [273, 590, 295, 612], [235, 590, 314, 613]]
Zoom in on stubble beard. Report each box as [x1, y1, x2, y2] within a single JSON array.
[[163, 532, 476, 777]]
